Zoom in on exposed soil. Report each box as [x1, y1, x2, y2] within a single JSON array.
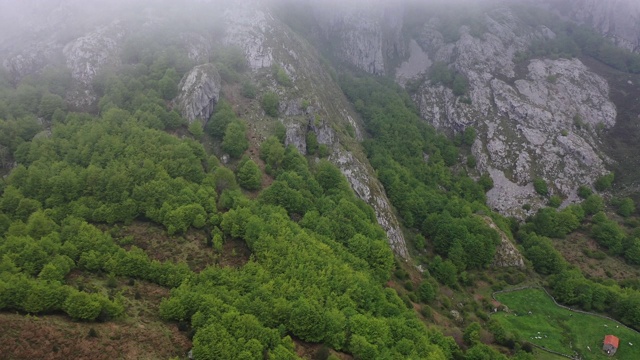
[[554, 230, 640, 281], [116, 221, 215, 272], [293, 339, 353, 360], [0, 278, 191, 360], [0, 313, 191, 360]]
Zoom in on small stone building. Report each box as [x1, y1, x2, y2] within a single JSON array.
[[603, 335, 620, 356]]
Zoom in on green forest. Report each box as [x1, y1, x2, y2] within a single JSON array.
[[4, 2, 640, 360]]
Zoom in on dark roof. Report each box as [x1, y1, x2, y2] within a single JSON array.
[[604, 335, 620, 348]]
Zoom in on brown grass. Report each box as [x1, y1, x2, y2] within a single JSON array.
[[116, 221, 215, 272], [0, 313, 190, 360], [554, 230, 640, 281], [0, 278, 190, 360]]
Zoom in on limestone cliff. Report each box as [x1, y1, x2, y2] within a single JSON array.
[[2, 0, 635, 255], [175, 64, 221, 124], [544, 0, 640, 53], [309, 0, 406, 75], [220, 1, 410, 258], [394, 7, 616, 218]]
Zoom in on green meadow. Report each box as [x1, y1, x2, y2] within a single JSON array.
[[493, 288, 640, 359]]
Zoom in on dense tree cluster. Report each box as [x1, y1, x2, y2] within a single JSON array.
[[0, 62, 463, 358], [341, 75, 507, 286]]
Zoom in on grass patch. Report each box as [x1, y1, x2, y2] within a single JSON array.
[[494, 288, 640, 359]]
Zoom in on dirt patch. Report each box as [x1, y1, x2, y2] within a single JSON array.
[[116, 221, 216, 272], [554, 230, 640, 281], [0, 313, 191, 360], [293, 338, 353, 360], [218, 238, 252, 268], [0, 274, 192, 360]]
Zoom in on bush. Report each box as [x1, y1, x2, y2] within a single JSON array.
[[533, 178, 548, 196], [241, 81, 257, 99], [64, 291, 102, 321], [237, 159, 262, 191], [222, 121, 248, 158], [466, 155, 477, 168], [417, 281, 436, 303], [577, 185, 592, 199], [617, 197, 635, 217], [478, 174, 494, 191], [188, 121, 204, 139], [594, 172, 614, 191], [548, 195, 562, 208], [403, 281, 414, 291], [273, 65, 292, 87], [261, 91, 279, 117], [452, 74, 469, 96], [207, 100, 237, 139]]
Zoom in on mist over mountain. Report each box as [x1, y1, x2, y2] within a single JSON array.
[[2, 1, 640, 359]]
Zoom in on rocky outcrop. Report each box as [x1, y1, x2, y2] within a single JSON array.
[[544, 0, 640, 53], [484, 217, 525, 268], [2, 45, 59, 85], [401, 7, 615, 217], [175, 64, 221, 124], [336, 152, 409, 258], [222, 0, 410, 257], [222, 2, 275, 70], [311, 0, 406, 75], [63, 24, 125, 108]]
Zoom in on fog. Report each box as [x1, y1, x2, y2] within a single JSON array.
[[0, 0, 520, 54]]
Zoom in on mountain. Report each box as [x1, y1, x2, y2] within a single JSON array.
[[2, 0, 637, 219], [543, 0, 640, 53], [3, 0, 640, 359]]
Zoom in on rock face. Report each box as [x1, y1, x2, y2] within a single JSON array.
[[544, 0, 640, 53], [220, 1, 410, 257], [311, 0, 406, 75], [2, 0, 632, 258], [399, 7, 615, 217], [63, 24, 125, 108], [484, 217, 525, 268], [175, 64, 221, 124]]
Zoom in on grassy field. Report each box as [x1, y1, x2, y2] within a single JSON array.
[[493, 288, 640, 360]]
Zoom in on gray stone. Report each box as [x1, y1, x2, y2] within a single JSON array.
[[175, 63, 222, 125], [404, 8, 616, 218], [543, 0, 640, 53]]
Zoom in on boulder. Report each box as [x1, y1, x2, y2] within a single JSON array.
[[175, 63, 221, 124]]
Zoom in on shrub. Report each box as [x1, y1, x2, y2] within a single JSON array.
[[273, 65, 292, 87], [577, 185, 592, 199], [403, 281, 414, 291], [237, 159, 262, 191], [466, 155, 477, 168], [594, 172, 614, 191], [241, 81, 257, 99], [452, 74, 469, 96], [261, 91, 279, 117], [222, 121, 248, 158], [533, 178, 548, 196], [417, 281, 436, 303], [548, 195, 562, 208]]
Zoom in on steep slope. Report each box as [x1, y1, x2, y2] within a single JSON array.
[[220, 1, 409, 257], [308, 2, 620, 217], [0, 0, 410, 258], [407, 14, 616, 217], [543, 0, 640, 53]]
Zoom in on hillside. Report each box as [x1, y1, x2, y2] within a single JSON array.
[[2, 1, 640, 360]]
